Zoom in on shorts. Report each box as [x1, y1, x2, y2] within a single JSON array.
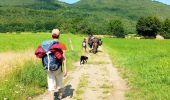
[[47, 68, 63, 91], [83, 45, 86, 48]]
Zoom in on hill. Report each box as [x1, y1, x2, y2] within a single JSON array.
[[0, 0, 59, 6], [0, 0, 170, 34], [74, 0, 170, 20]]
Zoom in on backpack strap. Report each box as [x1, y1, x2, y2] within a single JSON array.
[[46, 51, 51, 71]]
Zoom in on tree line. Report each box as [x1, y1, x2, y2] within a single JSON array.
[[108, 16, 170, 39], [0, 8, 169, 39], [136, 16, 170, 39]]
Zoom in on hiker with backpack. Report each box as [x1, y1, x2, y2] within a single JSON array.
[[35, 29, 67, 100]]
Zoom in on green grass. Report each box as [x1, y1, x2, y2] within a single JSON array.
[[74, 75, 88, 100], [100, 84, 111, 89], [100, 83, 112, 99], [103, 38, 170, 100], [0, 33, 84, 69], [0, 33, 84, 99], [0, 32, 82, 52], [0, 32, 50, 52], [102, 90, 110, 94], [0, 61, 46, 100]]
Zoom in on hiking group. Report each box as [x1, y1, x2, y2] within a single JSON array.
[[83, 34, 102, 54], [35, 29, 103, 100]]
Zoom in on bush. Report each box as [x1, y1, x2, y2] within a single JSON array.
[[136, 16, 162, 38], [109, 19, 125, 38], [162, 18, 170, 39]]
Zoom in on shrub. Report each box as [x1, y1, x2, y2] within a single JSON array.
[[109, 19, 125, 38], [162, 18, 170, 39], [136, 16, 162, 38]]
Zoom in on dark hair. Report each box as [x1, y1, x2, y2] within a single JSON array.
[[52, 34, 59, 39]]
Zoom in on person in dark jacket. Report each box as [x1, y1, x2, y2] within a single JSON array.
[[88, 34, 93, 49]]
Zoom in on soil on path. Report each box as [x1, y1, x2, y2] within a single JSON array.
[[34, 47, 127, 100]]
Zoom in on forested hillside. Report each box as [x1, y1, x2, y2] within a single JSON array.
[[0, 0, 170, 34], [75, 0, 170, 20]]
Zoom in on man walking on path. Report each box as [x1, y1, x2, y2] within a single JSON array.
[[35, 29, 67, 100], [48, 29, 67, 100]]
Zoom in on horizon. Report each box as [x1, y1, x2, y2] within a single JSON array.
[[58, 0, 80, 4], [154, 0, 170, 5], [59, 0, 170, 5]]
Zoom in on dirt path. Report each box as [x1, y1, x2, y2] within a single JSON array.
[[34, 47, 127, 100]]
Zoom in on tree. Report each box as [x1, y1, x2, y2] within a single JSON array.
[[161, 18, 170, 39], [136, 16, 161, 38], [109, 20, 125, 38]]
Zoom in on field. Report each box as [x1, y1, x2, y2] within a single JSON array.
[[1, 33, 170, 99], [104, 38, 170, 100], [0, 33, 84, 99]]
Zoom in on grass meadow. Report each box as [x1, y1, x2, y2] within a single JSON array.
[[103, 38, 170, 100], [1, 33, 170, 99], [0, 33, 84, 99]]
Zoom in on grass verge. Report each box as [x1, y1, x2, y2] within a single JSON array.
[[103, 38, 170, 100], [0, 33, 85, 99], [0, 61, 47, 100]]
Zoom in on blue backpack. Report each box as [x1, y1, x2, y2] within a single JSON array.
[[41, 40, 62, 71]]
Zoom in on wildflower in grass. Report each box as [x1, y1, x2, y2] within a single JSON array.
[[20, 88, 25, 91], [15, 91, 19, 93], [4, 97, 8, 100], [19, 86, 23, 88]]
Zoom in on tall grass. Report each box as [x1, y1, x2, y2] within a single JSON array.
[[0, 61, 46, 100], [0, 33, 84, 99], [103, 38, 170, 100], [0, 33, 50, 52], [0, 33, 85, 69], [0, 50, 33, 80]]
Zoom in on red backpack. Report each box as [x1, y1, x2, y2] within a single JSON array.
[[35, 40, 63, 71], [35, 42, 63, 60]]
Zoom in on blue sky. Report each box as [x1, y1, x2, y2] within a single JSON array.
[[58, 0, 80, 4], [59, 0, 170, 5], [153, 0, 170, 5]]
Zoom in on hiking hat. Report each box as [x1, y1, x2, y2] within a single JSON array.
[[52, 29, 60, 38], [52, 29, 60, 35]]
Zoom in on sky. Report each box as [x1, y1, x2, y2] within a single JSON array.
[[153, 0, 170, 5], [59, 0, 170, 5], [58, 0, 80, 4]]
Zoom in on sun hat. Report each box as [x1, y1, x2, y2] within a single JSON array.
[[52, 29, 60, 35], [52, 29, 60, 38]]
